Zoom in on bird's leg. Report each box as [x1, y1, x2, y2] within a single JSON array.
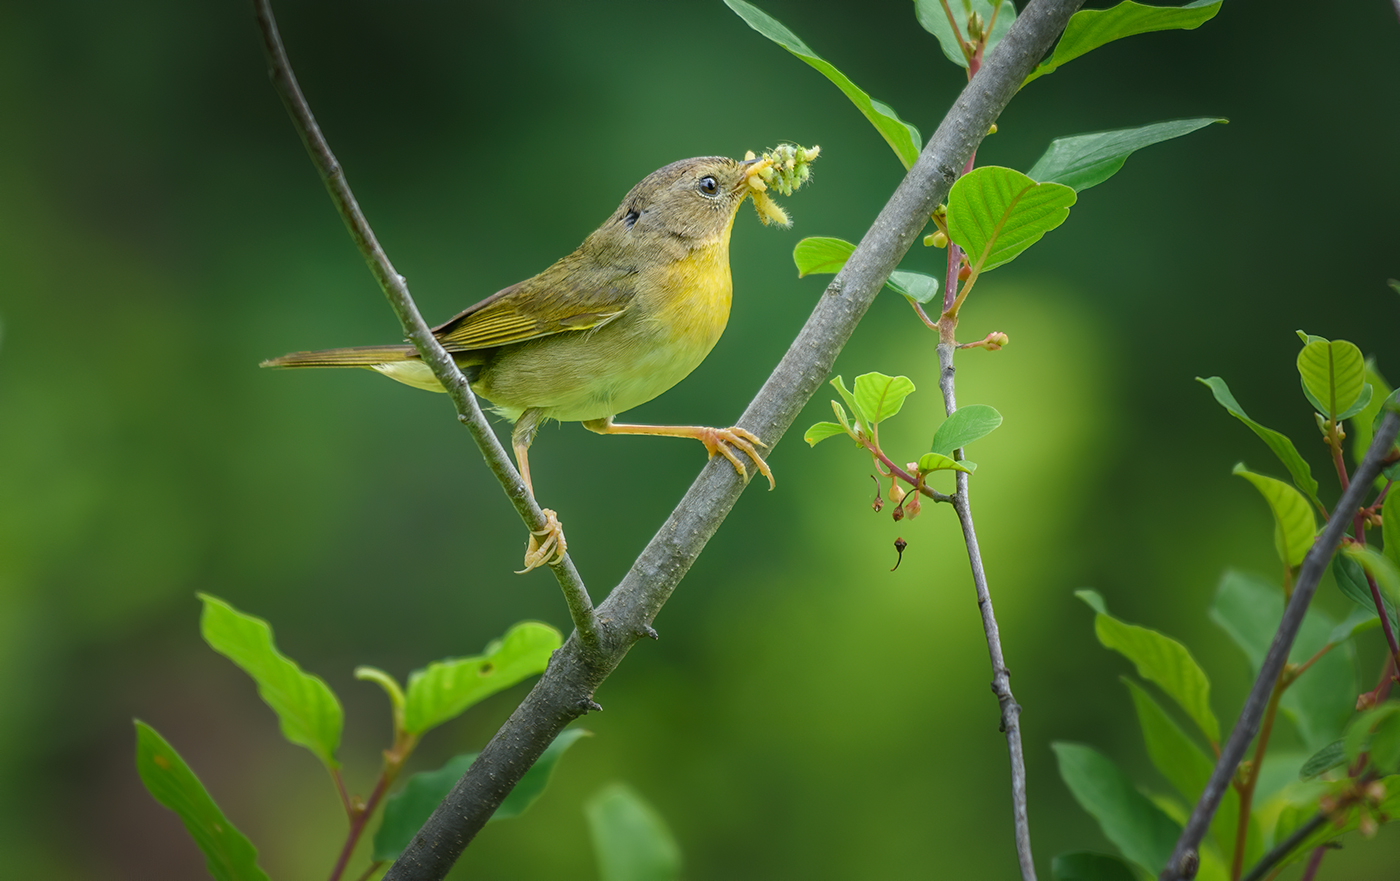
[[581, 417, 774, 490], [512, 410, 567, 573]]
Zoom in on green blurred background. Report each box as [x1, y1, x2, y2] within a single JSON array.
[[2, 0, 1398, 878]]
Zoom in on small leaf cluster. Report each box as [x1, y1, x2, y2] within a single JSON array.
[[1054, 336, 1400, 880], [805, 372, 1000, 524], [137, 596, 570, 881]]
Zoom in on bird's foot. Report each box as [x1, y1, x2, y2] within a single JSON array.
[[699, 426, 774, 490], [517, 508, 567, 574]]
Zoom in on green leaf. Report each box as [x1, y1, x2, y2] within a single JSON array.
[[803, 421, 849, 447], [586, 783, 682, 881], [1333, 553, 1399, 636], [1232, 465, 1317, 568], [1371, 707, 1400, 775], [914, 0, 1017, 70], [793, 237, 854, 277], [1051, 852, 1137, 881], [946, 166, 1076, 273], [1075, 588, 1108, 615], [199, 594, 343, 769], [830, 376, 868, 436], [1297, 337, 1367, 419], [372, 728, 589, 862], [1329, 606, 1379, 645], [1077, 592, 1220, 742], [793, 237, 939, 303], [1384, 488, 1400, 573], [1029, 118, 1225, 192], [1023, 0, 1223, 86], [917, 452, 974, 474], [930, 404, 1002, 455], [134, 721, 271, 881], [1210, 571, 1357, 749], [1197, 377, 1321, 511], [1352, 360, 1393, 471], [885, 270, 940, 304], [1299, 740, 1346, 780], [724, 0, 921, 169], [1341, 545, 1400, 611], [1345, 703, 1400, 770], [404, 621, 560, 736], [853, 373, 915, 425], [1122, 680, 1243, 861], [1052, 742, 1180, 875]]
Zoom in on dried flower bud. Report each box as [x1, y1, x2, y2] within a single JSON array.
[[891, 537, 907, 571]]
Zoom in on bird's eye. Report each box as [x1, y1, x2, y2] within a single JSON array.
[[698, 176, 719, 196]]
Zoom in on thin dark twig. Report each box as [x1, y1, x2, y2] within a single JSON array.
[[1239, 811, 1328, 881], [250, 0, 600, 653], [1160, 410, 1400, 880], [377, 2, 1085, 879], [938, 337, 1035, 880]]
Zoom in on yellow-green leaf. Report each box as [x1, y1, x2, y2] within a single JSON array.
[[1076, 590, 1220, 742], [404, 621, 561, 735], [1233, 465, 1317, 568], [1297, 336, 1366, 418], [724, 0, 921, 169], [947, 166, 1075, 273], [199, 594, 343, 770]]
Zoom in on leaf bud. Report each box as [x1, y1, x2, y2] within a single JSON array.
[[925, 231, 949, 249]]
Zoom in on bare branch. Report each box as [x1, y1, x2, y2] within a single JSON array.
[[937, 336, 1036, 879], [378, 2, 1086, 879], [250, 0, 600, 652], [1160, 410, 1400, 880]]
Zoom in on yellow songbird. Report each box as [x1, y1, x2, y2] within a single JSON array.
[[264, 149, 816, 571]]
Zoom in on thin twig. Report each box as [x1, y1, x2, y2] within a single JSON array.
[[374, 3, 1085, 879], [1238, 811, 1328, 881], [937, 336, 1035, 880], [250, 0, 601, 654], [1160, 410, 1400, 880]]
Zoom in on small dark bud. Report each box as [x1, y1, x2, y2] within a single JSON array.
[[891, 537, 908, 571], [870, 475, 884, 512], [892, 504, 905, 522]]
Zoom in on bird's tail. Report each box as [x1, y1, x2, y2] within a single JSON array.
[[260, 344, 417, 369]]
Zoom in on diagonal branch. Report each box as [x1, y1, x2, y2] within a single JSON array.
[[1160, 410, 1400, 880], [251, 0, 600, 652], [378, 2, 1085, 879]]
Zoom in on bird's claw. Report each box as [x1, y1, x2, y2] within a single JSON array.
[[517, 508, 567, 573], [701, 426, 775, 490]]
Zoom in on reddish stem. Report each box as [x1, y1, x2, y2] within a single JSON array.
[[1365, 569, 1400, 663], [328, 772, 393, 881], [1298, 845, 1328, 881], [1231, 670, 1285, 880]]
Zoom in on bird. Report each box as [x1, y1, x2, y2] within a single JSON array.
[[263, 153, 809, 572]]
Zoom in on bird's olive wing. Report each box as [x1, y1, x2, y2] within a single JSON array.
[[432, 258, 634, 352]]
